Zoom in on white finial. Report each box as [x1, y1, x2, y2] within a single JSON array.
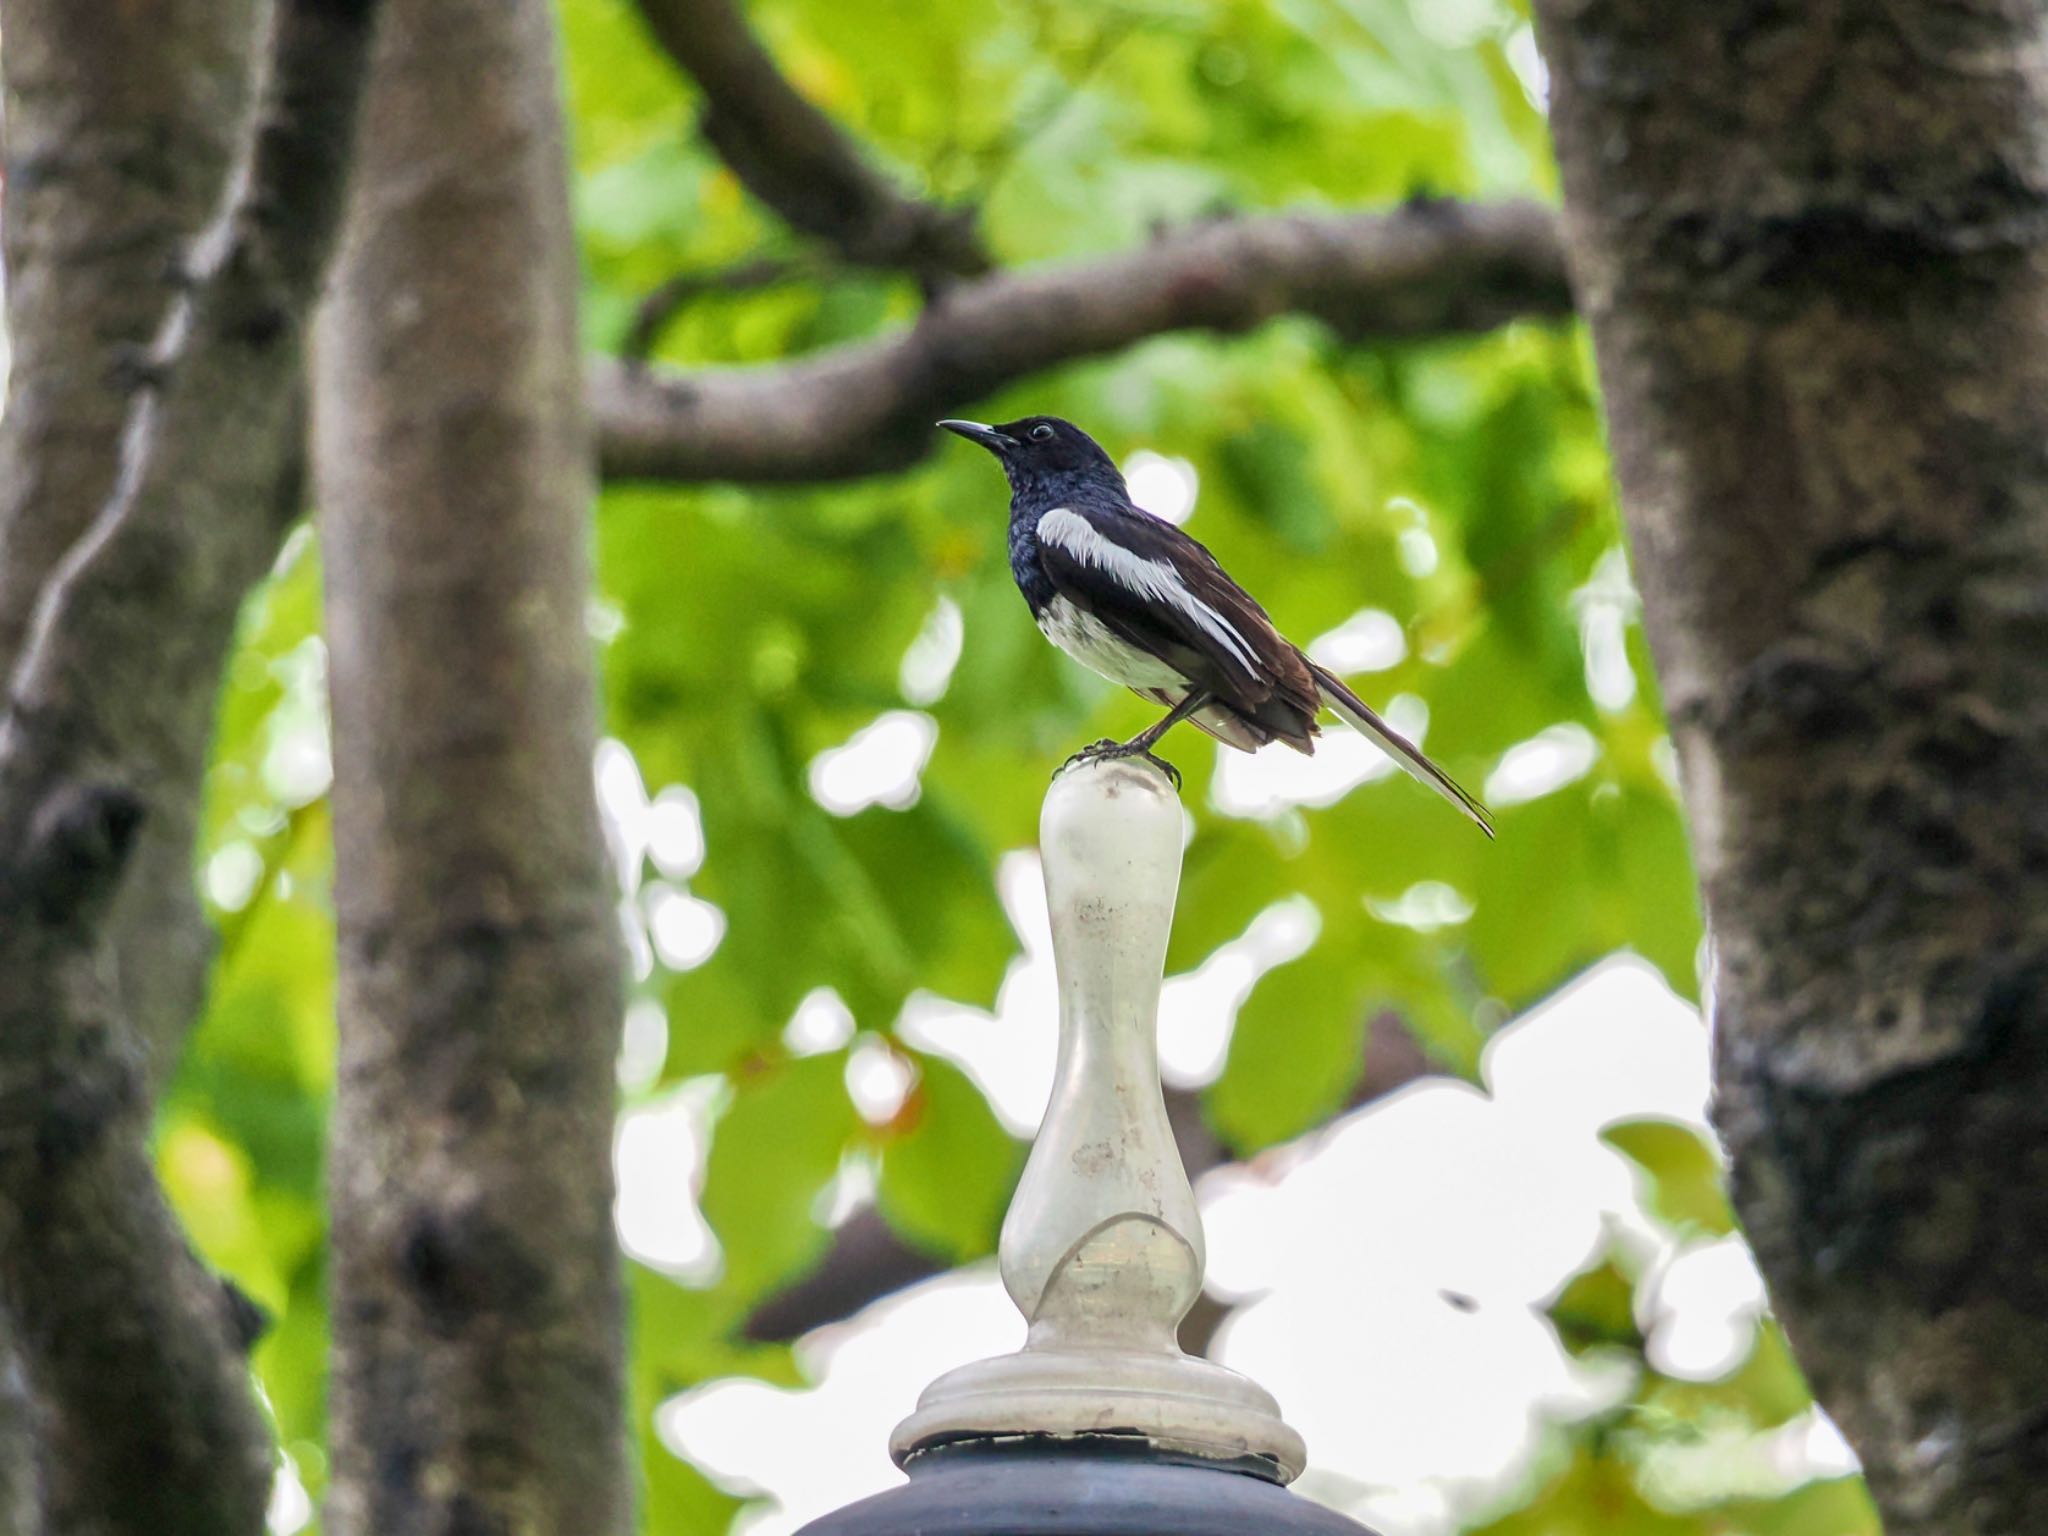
[[891, 757, 1305, 1479]]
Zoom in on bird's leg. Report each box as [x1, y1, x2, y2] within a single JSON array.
[[1059, 690, 1212, 791], [1124, 690, 1211, 754]]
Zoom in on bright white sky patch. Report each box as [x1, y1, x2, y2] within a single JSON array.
[[1783, 1410, 1861, 1481], [1505, 22, 1548, 108], [205, 841, 266, 912], [647, 785, 706, 878], [596, 743, 710, 906], [900, 858, 1319, 1116], [1484, 723, 1601, 806], [816, 1159, 877, 1230], [1158, 896, 1319, 1086], [897, 852, 1058, 1133], [267, 1451, 314, 1536], [807, 710, 938, 815], [1643, 1234, 1768, 1381], [615, 1080, 722, 1281], [1212, 695, 1429, 819], [1575, 546, 1640, 712], [1368, 880, 1474, 932], [618, 898, 654, 985], [617, 997, 670, 1093], [784, 987, 857, 1057], [653, 954, 1787, 1536], [1307, 607, 1408, 674], [662, 1269, 1022, 1534], [1124, 450, 1200, 525], [898, 596, 964, 706], [261, 638, 332, 807], [596, 737, 651, 892], [644, 884, 726, 970], [845, 1036, 914, 1124]]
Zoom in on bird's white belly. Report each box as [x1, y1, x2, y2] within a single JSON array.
[[1037, 596, 1185, 690]]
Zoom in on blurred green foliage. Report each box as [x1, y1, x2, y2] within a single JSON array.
[[154, 0, 1879, 1530]]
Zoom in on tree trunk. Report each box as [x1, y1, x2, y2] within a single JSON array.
[[314, 0, 630, 1531], [1532, 4, 2048, 1531], [0, 0, 260, 1091], [0, 0, 379, 1526]]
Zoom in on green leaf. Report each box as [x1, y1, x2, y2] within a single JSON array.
[[835, 799, 1011, 1011], [1466, 787, 1611, 1005], [1602, 1119, 1735, 1238], [1165, 821, 1299, 973], [877, 1054, 1021, 1262], [1612, 787, 1704, 1000], [642, 1435, 743, 1536], [700, 1055, 860, 1298], [1470, 1445, 1699, 1536], [1547, 1256, 1643, 1356], [1715, 1476, 1881, 1536], [1650, 1319, 1817, 1431], [1209, 938, 1369, 1152]]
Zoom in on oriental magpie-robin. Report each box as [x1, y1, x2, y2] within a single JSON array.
[[940, 415, 1493, 836]]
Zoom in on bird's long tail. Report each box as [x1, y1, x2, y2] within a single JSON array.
[[1310, 663, 1494, 838]]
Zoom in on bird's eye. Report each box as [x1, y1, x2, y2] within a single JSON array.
[[1030, 423, 1055, 441]]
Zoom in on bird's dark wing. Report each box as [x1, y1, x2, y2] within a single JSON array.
[[1034, 503, 1320, 715]]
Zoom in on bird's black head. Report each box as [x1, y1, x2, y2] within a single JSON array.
[[937, 415, 1125, 504]]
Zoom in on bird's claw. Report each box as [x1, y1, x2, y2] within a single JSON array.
[[1056, 741, 1183, 793], [1137, 750, 1183, 792]]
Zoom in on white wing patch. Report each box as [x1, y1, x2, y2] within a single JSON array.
[[1037, 507, 1260, 675]]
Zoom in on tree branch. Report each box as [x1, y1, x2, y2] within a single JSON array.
[[629, 0, 987, 279], [0, 0, 382, 1528], [619, 255, 811, 364], [592, 198, 1571, 485]]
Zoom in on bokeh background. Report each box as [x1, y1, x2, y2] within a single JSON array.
[[152, 0, 1879, 1530]]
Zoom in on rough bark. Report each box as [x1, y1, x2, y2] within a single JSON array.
[[0, 0, 259, 1101], [629, 0, 987, 278], [593, 198, 1571, 484], [314, 1, 630, 1531], [1532, 3, 2048, 1531], [0, 0, 383, 1528], [0, 0, 253, 676]]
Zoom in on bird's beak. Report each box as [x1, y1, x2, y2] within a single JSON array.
[[937, 419, 1017, 453]]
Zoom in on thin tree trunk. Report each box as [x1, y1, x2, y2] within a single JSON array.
[[314, 0, 630, 1530], [1533, 4, 2048, 1531]]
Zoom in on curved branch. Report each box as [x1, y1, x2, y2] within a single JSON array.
[[592, 199, 1571, 485], [620, 255, 810, 363], [630, 0, 987, 278]]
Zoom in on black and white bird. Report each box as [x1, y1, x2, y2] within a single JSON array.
[[940, 414, 1493, 836]]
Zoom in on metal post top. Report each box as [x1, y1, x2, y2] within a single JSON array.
[[797, 1439, 1378, 1536]]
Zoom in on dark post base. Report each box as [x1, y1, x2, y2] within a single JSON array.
[[794, 1437, 1378, 1536]]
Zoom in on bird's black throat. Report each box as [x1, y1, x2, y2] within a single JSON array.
[[1004, 462, 1130, 619]]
